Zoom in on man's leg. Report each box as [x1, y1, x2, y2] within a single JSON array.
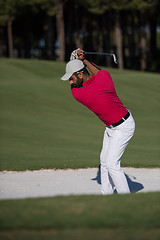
[[100, 128, 115, 194], [105, 114, 135, 194]]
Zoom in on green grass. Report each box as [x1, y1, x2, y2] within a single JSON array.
[[1, 229, 160, 240], [0, 193, 160, 240], [0, 58, 160, 170]]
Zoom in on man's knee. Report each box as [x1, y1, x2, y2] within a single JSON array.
[[105, 161, 118, 172]]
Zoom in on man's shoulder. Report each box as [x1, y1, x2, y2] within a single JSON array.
[[97, 69, 109, 75], [95, 69, 111, 79]]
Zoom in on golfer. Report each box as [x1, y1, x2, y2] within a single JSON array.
[[61, 49, 135, 194]]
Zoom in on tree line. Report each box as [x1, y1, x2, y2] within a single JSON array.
[[0, 0, 160, 72]]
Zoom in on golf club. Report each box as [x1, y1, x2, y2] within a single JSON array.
[[84, 52, 118, 64]]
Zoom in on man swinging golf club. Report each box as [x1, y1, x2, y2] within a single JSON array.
[[61, 49, 135, 194]]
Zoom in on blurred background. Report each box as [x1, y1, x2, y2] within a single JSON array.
[[0, 0, 160, 72]]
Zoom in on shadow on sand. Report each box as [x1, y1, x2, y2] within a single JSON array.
[[91, 165, 144, 193]]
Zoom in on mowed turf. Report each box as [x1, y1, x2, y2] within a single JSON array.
[[0, 59, 160, 240], [0, 58, 160, 170], [0, 193, 160, 240]]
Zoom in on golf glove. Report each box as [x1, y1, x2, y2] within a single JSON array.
[[70, 48, 81, 60]]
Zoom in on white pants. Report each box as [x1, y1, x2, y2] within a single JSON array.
[[100, 112, 135, 194]]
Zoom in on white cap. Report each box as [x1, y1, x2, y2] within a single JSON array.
[[61, 59, 85, 81]]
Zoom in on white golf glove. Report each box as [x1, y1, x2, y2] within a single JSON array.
[[70, 48, 81, 61]]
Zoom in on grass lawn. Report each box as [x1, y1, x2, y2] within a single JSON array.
[[0, 58, 160, 170], [0, 193, 160, 240], [0, 59, 160, 240]]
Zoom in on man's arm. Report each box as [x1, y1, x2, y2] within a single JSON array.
[[83, 59, 101, 75], [77, 49, 101, 75]]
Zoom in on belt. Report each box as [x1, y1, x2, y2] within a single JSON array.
[[107, 112, 130, 128]]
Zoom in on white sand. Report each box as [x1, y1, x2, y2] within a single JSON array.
[[0, 167, 160, 200]]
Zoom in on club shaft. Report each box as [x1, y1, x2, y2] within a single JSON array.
[[85, 52, 113, 56], [84, 52, 117, 64]]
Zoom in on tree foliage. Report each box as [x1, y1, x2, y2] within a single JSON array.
[[0, 0, 159, 71]]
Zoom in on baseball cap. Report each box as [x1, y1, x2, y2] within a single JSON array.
[[61, 59, 85, 81]]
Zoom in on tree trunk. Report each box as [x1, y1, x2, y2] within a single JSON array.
[[130, 12, 136, 69], [114, 10, 123, 69], [0, 27, 3, 57], [102, 13, 111, 67], [65, 0, 75, 60], [140, 10, 147, 71], [56, 0, 65, 61], [44, 16, 55, 60], [7, 19, 13, 58], [149, 15, 157, 62], [24, 21, 31, 59]]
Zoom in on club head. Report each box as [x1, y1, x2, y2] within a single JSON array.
[[112, 54, 117, 64]]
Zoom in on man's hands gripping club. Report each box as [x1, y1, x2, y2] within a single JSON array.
[[70, 48, 85, 61], [70, 48, 101, 75]]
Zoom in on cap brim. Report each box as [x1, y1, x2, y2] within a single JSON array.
[[61, 72, 72, 81]]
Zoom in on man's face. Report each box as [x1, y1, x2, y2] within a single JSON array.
[[69, 72, 83, 88]]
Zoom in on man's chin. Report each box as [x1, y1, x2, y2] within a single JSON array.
[[73, 84, 82, 88]]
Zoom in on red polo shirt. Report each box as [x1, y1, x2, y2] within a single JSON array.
[[71, 70, 128, 125]]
